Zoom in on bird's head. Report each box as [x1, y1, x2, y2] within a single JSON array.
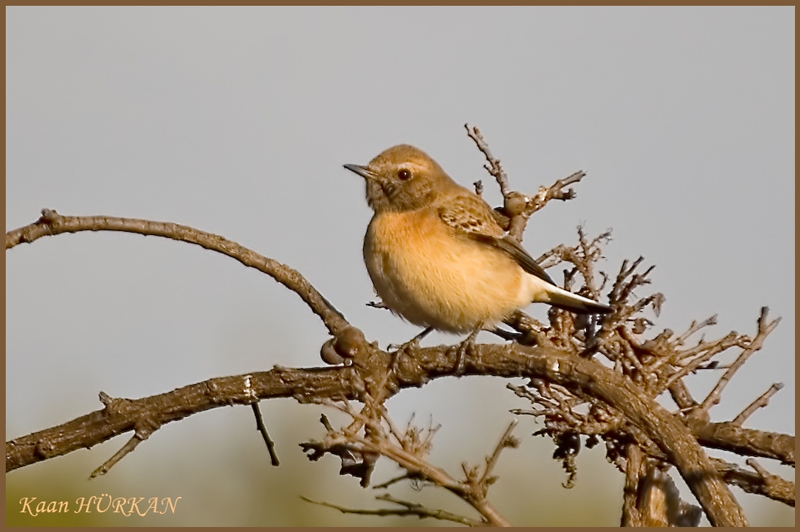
[[344, 144, 460, 213]]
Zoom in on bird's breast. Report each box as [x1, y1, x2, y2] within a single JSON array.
[[363, 209, 528, 333]]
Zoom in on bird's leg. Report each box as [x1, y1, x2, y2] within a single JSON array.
[[388, 326, 433, 352], [388, 327, 434, 369], [451, 328, 481, 375], [488, 326, 524, 343]]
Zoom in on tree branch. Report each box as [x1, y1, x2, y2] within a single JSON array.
[[688, 420, 795, 466], [6, 341, 759, 526], [6, 209, 350, 336]]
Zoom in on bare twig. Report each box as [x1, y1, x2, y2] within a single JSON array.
[[89, 435, 144, 479], [370, 438, 504, 524], [301, 494, 484, 526], [252, 402, 280, 466], [371, 472, 416, 490], [698, 307, 781, 415], [658, 333, 742, 392], [672, 315, 719, 348], [480, 420, 519, 486], [464, 124, 511, 196], [732, 383, 785, 426], [464, 124, 584, 242], [316, 400, 513, 526]]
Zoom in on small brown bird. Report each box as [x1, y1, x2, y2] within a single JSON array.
[[344, 144, 611, 340]]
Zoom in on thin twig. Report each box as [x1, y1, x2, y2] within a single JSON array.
[[732, 383, 784, 426], [464, 124, 510, 196], [698, 307, 780, 414], [480, 420, 519, 485], [464, 124, 584, 242], [89, 435, 143, 479], [372, 472, 415, 490], [301, 495, 484, 526], [671, 315, 719, 348], [658, 333, 742, 392], [251, 402, 280, 466], [346, 430, 511, 525]]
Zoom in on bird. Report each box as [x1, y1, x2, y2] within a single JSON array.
[[343, 144, 611, 346]]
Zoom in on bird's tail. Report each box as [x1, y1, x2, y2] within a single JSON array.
[[543, 284, 612, 315]]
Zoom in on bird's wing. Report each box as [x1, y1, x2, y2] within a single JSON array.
[[490, 235, 556, 286], [437, 194, 556, 286]]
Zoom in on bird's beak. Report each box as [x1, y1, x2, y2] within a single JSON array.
[[343, 164, 377, 180]]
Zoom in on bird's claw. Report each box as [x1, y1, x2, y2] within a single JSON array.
[[450, 329, 480, 375], [388, 337, 420, 355], [388, 336, 423, 372]]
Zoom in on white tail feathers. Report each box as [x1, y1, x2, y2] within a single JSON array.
[[544, 284, 612, 315], [526, 275, 612, 315]]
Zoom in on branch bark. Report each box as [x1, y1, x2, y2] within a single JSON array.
[[7, 341, 760, 526]]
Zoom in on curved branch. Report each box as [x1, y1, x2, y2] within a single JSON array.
[[6, 209, 350, 336], [7, 342, 758, 526], [396, 344, 749, 526]]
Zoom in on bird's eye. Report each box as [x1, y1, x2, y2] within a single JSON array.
[[397, 169, 411, 181]]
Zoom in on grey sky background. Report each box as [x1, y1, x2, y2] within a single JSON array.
[[6, 6, 794, 526]]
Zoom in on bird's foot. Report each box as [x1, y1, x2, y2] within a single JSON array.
[[388, 327, 433, 370], [449, 329, 480, 376]]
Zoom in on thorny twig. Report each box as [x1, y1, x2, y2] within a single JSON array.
[[302, 400, 516, 526]]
